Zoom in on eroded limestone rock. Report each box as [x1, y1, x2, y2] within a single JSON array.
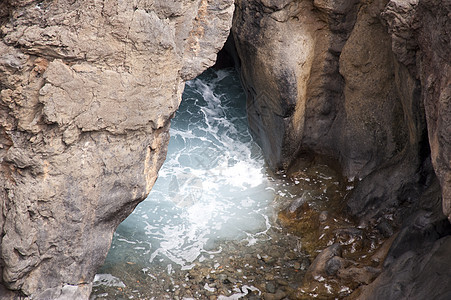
[[233, 0, 360, 170], [415, 0, 451, 222], [232, 0, 430, 222], [0, 0, 233, 298], [340, 0, 429, 222], [382, 0, 451, 223], [233, 0, 450, 298]]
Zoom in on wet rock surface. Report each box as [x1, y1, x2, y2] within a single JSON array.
[[94, 141, 449, 300], [91, 154, 358, 299], [91, 227, 307, 300], [233, 1, 451, 298], [350, 178, 451, 299], [352, 235, 451, 300]]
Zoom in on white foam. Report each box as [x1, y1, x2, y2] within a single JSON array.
[[93, 274, 126, 288], [108, 69, 280, 269]]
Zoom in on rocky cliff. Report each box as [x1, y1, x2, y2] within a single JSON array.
[[233, 0, 450, 298], [0, 0, 233, 298], [234, 0, 424, 217], [414, 0, 451, 223]]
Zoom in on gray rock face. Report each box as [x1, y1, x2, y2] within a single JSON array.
[[382, 0, 451, 222], [415, 0, 451, 222], [232, 0, 430, 222], [352, 179, 451, 299], [233, 0, 360, 171], [232, 0, 423, 181], [0, 0, 449, 298], [233, 0, 451, 298], [381, 0, 451, 219], [354, 235, 451, 300], [0, 0, 233, 298]]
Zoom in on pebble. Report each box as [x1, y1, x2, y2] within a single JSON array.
[[265, 274, 275, 281], [284, 252, 297, 260], [92, 224, 310, 299], [319, 211, 328, 222], [264, 289, 287, 300], [265, 282, 276, 293], [276, 279, 289, 286], [228, 277, 238, 284]]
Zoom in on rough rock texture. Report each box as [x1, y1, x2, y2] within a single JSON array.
[[348, 0, 451, 297], [233, 0, 451, 298], [350, 179, 451, 299], [354, 236, 451, 300], [232, 0, 431, 223], [382, 0, 451, 221], [233, 0, 360, 171], [415, 0, 451, 222], [0, 0, 233, 298], [0, 0, 449, 298], [339, 0, 410, 179], [340, 0, 432, 224]]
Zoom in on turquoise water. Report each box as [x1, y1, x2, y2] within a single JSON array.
[[92, 68, 352, 300], [105, 68, 275, 268], [92, 69, 296, 296]]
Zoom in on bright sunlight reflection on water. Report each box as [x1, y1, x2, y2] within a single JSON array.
[[100, 68, 282, 271]]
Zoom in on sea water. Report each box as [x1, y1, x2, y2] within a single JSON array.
[[109, 68, 274, 267], [92, 68, 292, 297]]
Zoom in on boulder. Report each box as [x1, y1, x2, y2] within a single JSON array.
[[351, 235, 451, 300]]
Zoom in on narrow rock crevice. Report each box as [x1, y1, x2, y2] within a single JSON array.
[[0, 0, 450, 298]]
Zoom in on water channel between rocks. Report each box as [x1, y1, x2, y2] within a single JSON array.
[[91, 68, 357, 299]]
